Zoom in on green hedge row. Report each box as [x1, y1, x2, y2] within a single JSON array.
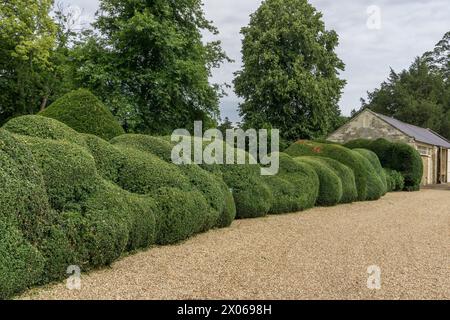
[[344, 138, 423, 191], [1, 112, 405, 299], [0, 116, 238, 298], [285, 140, 386, 201]]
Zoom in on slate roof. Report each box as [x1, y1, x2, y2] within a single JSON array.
[[373, 111, 450, 149]]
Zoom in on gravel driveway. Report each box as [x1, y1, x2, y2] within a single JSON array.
[[21, 189, 449, 300]]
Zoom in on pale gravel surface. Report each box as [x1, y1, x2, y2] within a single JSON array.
[[21, 189, 449, 300]]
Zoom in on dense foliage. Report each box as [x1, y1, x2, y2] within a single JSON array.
[[40, 89, 125, 140], [234, 0, 346, 141], [359, 32, 450, 140], [344, 138, 423, 191]]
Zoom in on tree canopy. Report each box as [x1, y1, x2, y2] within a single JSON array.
[[71, 0, 229, 134], [360, 32, 450, 140], [233, 0, 346, 142]]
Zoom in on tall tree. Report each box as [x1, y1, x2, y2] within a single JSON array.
[[361, 32, 450, 139], [73, 0, 230, 134], [0, 0, 58, 123], [233, 0, 346, 141]]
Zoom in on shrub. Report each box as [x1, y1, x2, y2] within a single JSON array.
[[285, 141, 370, 201], [82, 134, 126, 183], [111, 134, 173, 162], [0, 130, 51, 242], [312, 157, 358, 203], [353, 148, 387, 191], [81, 180, 156, 253], [295, 157, 343, 206], [352, 148, 387, 199], [3, 115, 87, 147], [264, 176, 299, 214], [344, 138, 423, 191], [384, 168, 405, 191], [116, 146, 190, 195], [0, 220, 45, 299], [40, 89, 125, 140], [264, 153, 319, 213], [17, 136, 99, 211], [205, 163, 273, 219], [154, 188, 214, 245], [112, 134, 236, 228]]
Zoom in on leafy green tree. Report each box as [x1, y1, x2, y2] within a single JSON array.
[[0, 0, 58, 123], [233, 0, 346, 142], [72, 0, 229, 134], [217, 117, 234, 135], [361, 32, 450, 140]]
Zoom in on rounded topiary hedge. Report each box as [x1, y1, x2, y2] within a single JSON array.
[[3, 115, 87, 147], [344, 138, 423, 191], [285, 141, 370, 201], [40, 89, 125, 140], [116, 146, 190, 195], [295, 157, 343, 206], [17, 136, 99, 211], [384, 168, 405, 192], [312, 157, 357, 204], [82, 134, 126, 183], [154, 187, 214, 245], [0, 221, 45, 299], [111, 134, 173, 162], [264, 153, 319, 214]]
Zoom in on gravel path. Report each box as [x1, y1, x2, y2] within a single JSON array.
[[21, 189, 450, 300]]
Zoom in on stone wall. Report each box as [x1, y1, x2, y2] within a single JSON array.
[[328, 110, 414, 145]]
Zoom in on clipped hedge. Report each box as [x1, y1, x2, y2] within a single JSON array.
[[40, 89, 125, 140], [116, 146, 190, 195], [17, 136, 99, 211], [384, 168, 405, 192], [264, 153, 319, 214], [285, 141, 371, 201], [154, 188, 214, 245], [3, 115, 87, 147], [0, 221, 45, 299], [295, 157, 343, 206], [312, 157, 358, 204], [112, 134, 236, 228], [111, 134, 173, 162], [344, 138, 423, 191], [82, 134, 126, 183]]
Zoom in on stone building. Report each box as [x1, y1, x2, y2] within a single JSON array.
[[328, 109, 450, 186]]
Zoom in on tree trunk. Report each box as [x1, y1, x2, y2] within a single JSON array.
[[40, 96, 48, 111]]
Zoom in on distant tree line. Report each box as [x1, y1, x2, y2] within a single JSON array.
[[357, 32, 450, 140]]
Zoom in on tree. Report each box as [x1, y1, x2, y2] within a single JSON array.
[[217, 117, 234, 135], [72, 0, 230, 134], [0, 0, 58, 124], [233, 0, 346, 142], [361, 31, 450, 139]]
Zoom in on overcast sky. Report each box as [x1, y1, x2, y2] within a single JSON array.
[[61, 0, 450, 123]]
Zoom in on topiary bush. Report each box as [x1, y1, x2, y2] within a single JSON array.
[[116, 146, 190, 195], [353, 148, 387, 193], [285, 141, 371, 201], [0, 130, 51, 242], [264, 153, 319, 214], [344, 138, 423, 191], [112, 134, 236, 228], [40, 89, 125, 140], [295, 157, 343, 206], [3, 115, 87, 147], [154, 187, 214, 245], [312, 157, 357, 204], [384, 168, 405, 192], [82, 134, 126, 183], [111, 134, 173, 162], [0, 221, 45, 299], [17, 136, 99, 211]]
